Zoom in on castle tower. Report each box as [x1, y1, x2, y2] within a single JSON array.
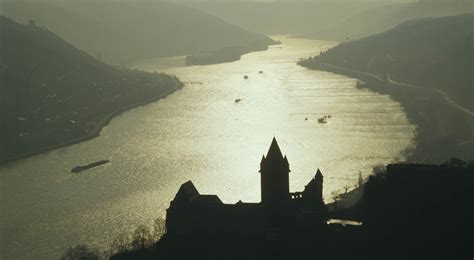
[[260, 137, 290, 205], [303, 169, 324, 205], [315, 169, 323, 200]]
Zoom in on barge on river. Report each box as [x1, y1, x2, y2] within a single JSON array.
[[71, 160, 109, 173]]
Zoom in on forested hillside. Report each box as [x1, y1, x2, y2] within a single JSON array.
[[309, 13, 474, 110], [0, 17, 182, 163]]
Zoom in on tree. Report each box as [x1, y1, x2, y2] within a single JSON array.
[[331, 191, 340, 210], [372, 164, 386, 176], [152, 217, 166, 241], [110, 233, 130, 255], [358, 171, 364, 187], [344, 185, 351, 194], [131, 225, 152, 250], [61, 245, 99, 260]]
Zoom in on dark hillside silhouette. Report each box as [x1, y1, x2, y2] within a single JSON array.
[[3, 0, 278, 65], [0, 17, 183, 163], [362, 160, 474, 259], [310, 13, 474, 110]]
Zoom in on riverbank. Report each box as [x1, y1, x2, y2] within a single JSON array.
[[0, 78, 184, 166], [298, 60, 474, 164], [186, 41, 281, 66], [299, 59, 474, 217]]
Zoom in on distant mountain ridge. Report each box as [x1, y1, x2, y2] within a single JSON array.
[[307, 13, 474, 110], [3, 0, 277, 65], [185, 1, 382, 36], [0, 16, 183, 163], [303, 1, 474, 41]]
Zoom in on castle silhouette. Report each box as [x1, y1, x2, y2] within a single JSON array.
[[111, 140, 474, 260], [166, 137, 328, 239]]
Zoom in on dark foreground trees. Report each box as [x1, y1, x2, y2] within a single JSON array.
[[61, 245, 100, 260]]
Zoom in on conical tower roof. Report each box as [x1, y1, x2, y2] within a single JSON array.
[[260, 137, 289, 170], [315, 169, 323, 180], [174, 180, 200, 203], [265, 137, 285, 161], [305, 169, 323, 188]]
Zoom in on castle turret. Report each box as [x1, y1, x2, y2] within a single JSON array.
[[260, 137, 290, 206], [303, 169, 324, 205]]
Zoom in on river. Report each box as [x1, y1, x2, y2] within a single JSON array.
[[0, 36, 415, 259]]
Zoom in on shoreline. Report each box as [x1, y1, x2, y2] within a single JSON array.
[[0, 82, 184, 167], [298, 60, 474, 216], [298, 60, 474, 163], [1, 42, 280, 167], [185, 42, 282, 66]]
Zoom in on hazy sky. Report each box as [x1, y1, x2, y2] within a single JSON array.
[[166, 0, 417, 2], [7, 0, 422, 3]]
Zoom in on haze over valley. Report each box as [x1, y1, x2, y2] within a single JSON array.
[[4, 0, 277, 64], [1, 1, 473, 259]]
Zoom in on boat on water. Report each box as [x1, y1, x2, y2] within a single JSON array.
[[71, 159, 110, 173], [235, 98, 242, 103], [318, 117, 327, 124], [355, 81, 366, 89], [244, 75, 249, 79]]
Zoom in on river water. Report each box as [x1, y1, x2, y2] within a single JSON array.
[[0, 36, 415, 259]]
